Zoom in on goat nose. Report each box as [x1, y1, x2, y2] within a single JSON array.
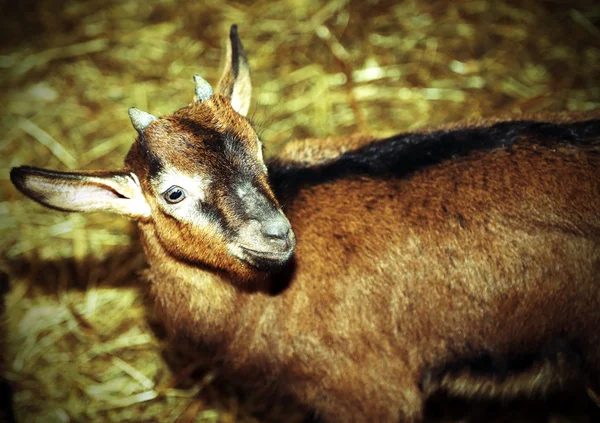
[[261, 218, 291, 242]]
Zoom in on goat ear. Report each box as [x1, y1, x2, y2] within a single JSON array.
[[217, 24, 251, 117], [10, 166, 151, 219]]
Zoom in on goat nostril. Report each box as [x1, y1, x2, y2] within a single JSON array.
[[261, 219, 290, 242]]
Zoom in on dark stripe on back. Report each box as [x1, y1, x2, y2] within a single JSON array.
[[268, 119, 600, 200]]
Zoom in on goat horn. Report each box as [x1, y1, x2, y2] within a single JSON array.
[[128, 107, 157, 133], [193, 75, 214, 102]]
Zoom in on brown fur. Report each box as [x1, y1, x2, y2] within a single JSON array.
[[277, 134, 377, 166], [142, 111, 600, 422]]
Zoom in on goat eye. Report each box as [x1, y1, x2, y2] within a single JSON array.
[[162, 186, 187, 204]]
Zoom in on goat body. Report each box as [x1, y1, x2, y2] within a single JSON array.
[[148, 116, 600, 421], [10, 26, 600, 422]]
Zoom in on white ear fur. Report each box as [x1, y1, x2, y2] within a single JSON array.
[[11, 166, 151, 219], [217, 25, 252, 117]]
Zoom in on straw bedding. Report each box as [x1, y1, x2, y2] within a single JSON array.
[[1, 0, 599, 421]]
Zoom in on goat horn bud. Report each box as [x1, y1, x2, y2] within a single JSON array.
[[194, 75, 214, 102], [128, 107, 157, 133]]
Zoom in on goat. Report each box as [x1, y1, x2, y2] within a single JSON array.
[[10, 25, 600, 422]]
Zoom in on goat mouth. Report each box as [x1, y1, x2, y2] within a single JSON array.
[[238, 245, 294, 269]]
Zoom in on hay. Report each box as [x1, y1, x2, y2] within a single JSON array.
[[1, 0, 599, 421]]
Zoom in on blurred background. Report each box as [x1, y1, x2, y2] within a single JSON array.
[[0, 0, 599, 422]]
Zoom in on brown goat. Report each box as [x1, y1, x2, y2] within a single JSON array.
[[10, 25, 600, 422]]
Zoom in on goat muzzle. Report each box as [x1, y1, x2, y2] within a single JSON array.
[[235, 215, 295, 269]]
